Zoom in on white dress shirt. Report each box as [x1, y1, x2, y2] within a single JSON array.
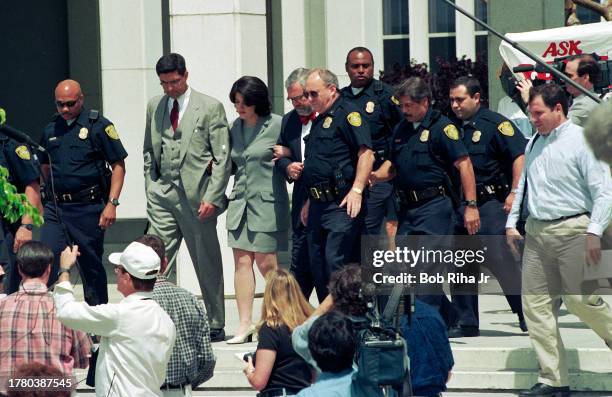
[[506, 120, 612, 236], [54, 281, 176, 397], [300, 121, 312, 161], [166, 87, 192, 126]]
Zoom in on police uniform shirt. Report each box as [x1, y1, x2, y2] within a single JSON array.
[[461, 107, 527, 186], [390, 108, 467, 191], [302, 96, 372, 188], [341, 79, 402, 153], [0, 135, 39, 192], [40, 109, 128, 193]]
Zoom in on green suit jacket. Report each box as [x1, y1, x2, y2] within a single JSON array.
[[143, 89, 231, 211], [226, 114, 289, 232]]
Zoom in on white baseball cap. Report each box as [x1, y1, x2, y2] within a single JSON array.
[[108, 242, 160, 279]]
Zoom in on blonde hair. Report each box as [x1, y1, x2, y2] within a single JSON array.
[[259, 268, 314, 332]]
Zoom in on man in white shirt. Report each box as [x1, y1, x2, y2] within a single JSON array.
[[54, 241, 176, 397], [506, 84, 612, 397]]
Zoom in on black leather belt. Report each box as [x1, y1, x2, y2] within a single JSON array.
[[539, 212, 589, 223], [54, 185, 103, 203], [257, 387, 301, 397], [308, 184, 340, 202], [161, 382, 187, 390], [396, 185, 446, 206]]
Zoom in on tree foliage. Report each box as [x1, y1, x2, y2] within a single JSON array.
[[0, 166, 43, 225]]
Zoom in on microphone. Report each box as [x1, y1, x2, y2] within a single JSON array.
[[512, 65, 535, 73], [0, 108, 46, 152]]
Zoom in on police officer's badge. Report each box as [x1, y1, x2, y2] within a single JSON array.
[[15, 145, 31, 160], [391, 96, 400, 105], [347, 112, 362, 127], [323, 116, 333, 129], [498, 121, 514, 136], [443, 124, 459, 140], [365, 101, 375, 114], [79, 127, 89, 140], [105, 124, 120, 140], [420, 130, 429, 142], [472, 130, 482, 143]]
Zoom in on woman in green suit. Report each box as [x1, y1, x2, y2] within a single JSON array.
[[227, 76, 290, 344]]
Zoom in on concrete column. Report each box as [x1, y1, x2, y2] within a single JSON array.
[[167, 1, 269, 296], [455, 0, 476, 60], [408, 0, 429, 64], [98, 0, 163, 219]]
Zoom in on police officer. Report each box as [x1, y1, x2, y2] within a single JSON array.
[[273, 67, 316, 300], [448, 76, 527, 337], [340, 47, 402, 235], [0, 132, 42, 294], [40, 79, 127, 305], [372, 77, 480, 324], [301, 68, 374, 301]]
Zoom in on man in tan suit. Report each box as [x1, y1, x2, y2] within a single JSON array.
[[144, 53, 231, 341]]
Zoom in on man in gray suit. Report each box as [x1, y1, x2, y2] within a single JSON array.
[[144, 53, 231, 341], [565, 54, 600, 127]]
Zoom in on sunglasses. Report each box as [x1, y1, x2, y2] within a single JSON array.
[[304, 91, 320, 99], [55, 100, 78, 108]]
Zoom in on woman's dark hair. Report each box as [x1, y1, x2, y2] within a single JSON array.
[[529, 84, 569, 116], [16, 241, 54, 278], [8, 363, 70, 397], [308, 311, 356, 373], [155, 53, 186, 76], [229, 76, 272, 117], [328, 264, 368, 316]]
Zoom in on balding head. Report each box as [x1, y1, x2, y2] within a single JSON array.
[[55, 79, 84, 121]]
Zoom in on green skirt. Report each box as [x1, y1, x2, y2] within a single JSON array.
[[228, 215, 288, 253]]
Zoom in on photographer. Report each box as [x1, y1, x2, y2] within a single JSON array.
[[242, 269, 313, 396], [565, 54, 600, 127]]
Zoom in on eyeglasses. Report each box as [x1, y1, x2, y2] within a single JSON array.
[[287, 93, 306, 103], [55, 100, 78, 108], [159, 78, 183, 87], [304, 91, 320, 99]]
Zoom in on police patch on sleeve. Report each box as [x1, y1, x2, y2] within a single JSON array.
[[498, 121, 514, 137], [15, 145, 31, 160], [443, 124, 459, 141], [105, 124, 120, 140], [347, 112, 362, 127]]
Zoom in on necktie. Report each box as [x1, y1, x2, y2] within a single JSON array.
[[299, 112, 316, 125], [170, 99, 179, 131]]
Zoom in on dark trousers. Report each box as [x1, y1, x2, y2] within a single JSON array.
[[396, 196, 455, 325], [364, 181, 394, 235], [41, 201, 108, 305], [1, 223, 20, 294], [289, 222, 313, 300], [307, 200, 364, 302], [451, 199, 523, 328]]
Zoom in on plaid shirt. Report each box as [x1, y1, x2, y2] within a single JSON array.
[[152, 276, 216, 387], [0, 281, 91, 384]]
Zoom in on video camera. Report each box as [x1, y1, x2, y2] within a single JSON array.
[[508, 53, 612, 95]]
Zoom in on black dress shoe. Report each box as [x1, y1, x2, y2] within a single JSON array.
[[518, 314, 528, 332], [447, 326, 480, 338], [518, 383, 570, 397], [210, 328, 226, 342]]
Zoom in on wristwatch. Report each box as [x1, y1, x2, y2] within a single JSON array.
[[58, 268, 71, 276], [463, 199, 478, 208], [20, 223, 34, 231], [109, 198, 120, 206], [351, 187, 363, 195]]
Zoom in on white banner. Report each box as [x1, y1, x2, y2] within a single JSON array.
[[499, 22, 612, 81]]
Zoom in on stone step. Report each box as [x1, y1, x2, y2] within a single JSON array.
[[447, 369, 612, 391]]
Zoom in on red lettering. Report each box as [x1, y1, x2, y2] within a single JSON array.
[[542, 42, 557, 57], [568, 40, 582, 55], [541, 40, 582, 58]]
